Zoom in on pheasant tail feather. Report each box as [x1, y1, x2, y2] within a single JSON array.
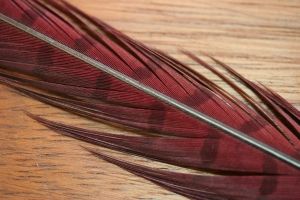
[[0, 0, 299, 199]]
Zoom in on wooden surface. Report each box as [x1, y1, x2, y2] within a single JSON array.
[[1, 0, 300, 199]]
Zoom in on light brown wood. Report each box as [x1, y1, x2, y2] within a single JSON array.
[[0, 0, 299, 199]]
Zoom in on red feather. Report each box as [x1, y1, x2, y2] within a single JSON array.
[[0, 0, 299, 199], [88, 150, 300, 200]]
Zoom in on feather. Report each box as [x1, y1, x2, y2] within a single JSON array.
[[87, 149, 300, 200], [0, 0, 299, 199]]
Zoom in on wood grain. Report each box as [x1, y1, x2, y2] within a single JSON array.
[[0, 0, 299, 199]]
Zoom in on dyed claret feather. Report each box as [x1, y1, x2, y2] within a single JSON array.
[[0, 0, 299, 199]]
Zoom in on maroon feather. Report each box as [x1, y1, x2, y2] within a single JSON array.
[[0, 0, 299, 199], [88, 150, 300, 200]]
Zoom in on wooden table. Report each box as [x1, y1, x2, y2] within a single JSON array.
[[1, 0, 299, 199]]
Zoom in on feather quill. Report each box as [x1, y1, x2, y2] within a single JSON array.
[[0, 0, 299, 199]]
